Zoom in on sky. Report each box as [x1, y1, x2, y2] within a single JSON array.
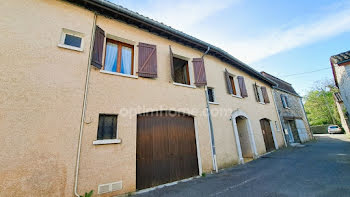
[[109, 0, 350, 96]]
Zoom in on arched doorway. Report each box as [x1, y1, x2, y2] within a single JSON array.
[[136, 111, 199, 190], [259, 118, 277, 152], [231, 110, 258, 164]]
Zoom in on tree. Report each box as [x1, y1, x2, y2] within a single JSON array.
[[304, 79, 340, 126]]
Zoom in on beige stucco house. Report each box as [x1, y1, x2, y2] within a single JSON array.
[[1, 0, 286, 196], [330, 50, 350, 134]]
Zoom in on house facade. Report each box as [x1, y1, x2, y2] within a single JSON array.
[[261, 72, 312, 144], [1, 0, 285, 196], [330, 51, 350, 134]]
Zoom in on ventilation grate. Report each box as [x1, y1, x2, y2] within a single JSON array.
[[98, 181, 123, 194]]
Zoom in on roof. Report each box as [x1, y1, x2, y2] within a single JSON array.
[[66, 0, 277, 86], [330, 50, 350, 65], [330, 50, 350, 87], [260, 72, 300, 97]]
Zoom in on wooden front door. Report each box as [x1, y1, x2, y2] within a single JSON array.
[[260, 119, 275, 152], [136, 112, 199, 190]]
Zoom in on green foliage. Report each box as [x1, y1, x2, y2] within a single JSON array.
[[304, 84, 340, 126], [80, 190, 93, 197]]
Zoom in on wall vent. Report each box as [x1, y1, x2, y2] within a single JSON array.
[[98, 181, 123, 194]]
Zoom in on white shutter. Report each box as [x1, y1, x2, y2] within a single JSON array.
[[295, 119, 308, 142]]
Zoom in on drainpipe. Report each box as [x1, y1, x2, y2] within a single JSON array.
[[202, 47, 218, 173], [74, 13, 97, 197], [271, 88, 288, 147]]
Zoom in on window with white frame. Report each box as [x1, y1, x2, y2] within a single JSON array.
[[103, 39, 134, 75], [58, 28, 84, 51]]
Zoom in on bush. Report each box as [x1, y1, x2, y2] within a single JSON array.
[[310, 125, 331, 134]]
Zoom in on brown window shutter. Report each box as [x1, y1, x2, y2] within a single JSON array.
[[91, 26, 105, 69], [169, 46, 175, 81], [224, 69, 233, 94], [237, 76, 248, 98], [261, 86, 270, 103], [253, 83, 259, 102], [137, 42, 157, 78], [193, 58, 207, 86]]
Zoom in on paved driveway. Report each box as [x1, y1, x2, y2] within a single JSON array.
[[135, 134, 350, 197]]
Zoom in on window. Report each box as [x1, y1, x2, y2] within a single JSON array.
[[229, 76, 237, 95], [207, 87, 215, 102], [281, 95, 290, 108], [257, 86, 265, 103], [224, 69, 248, 98], [104, 39, 134, 75], [253, 84, 270, 104], [97, 114, 117, 140], [172, 57, 190, 85], [58, 28, 84, 51]]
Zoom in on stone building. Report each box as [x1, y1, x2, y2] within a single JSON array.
[[261, 72, 312, 144], [330, 50, 350, 134]]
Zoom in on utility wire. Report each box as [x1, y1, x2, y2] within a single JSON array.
[[280, 67, 331, 77]]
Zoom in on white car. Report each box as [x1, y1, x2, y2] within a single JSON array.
[[328, 125, 342, 134]]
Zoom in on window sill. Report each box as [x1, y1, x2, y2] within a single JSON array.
[[173, 82, 196, 89], [58, 44, 83, 52], [93, 139, 121, 145], [231, 94, 243, 99], [209, 101, 219, 105], [100, 70, 138, 79]]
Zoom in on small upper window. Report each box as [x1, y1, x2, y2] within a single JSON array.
[[97, 114, 117, 140], [207, 87, 215, 102], [257, 86, 265, 103], [281, 95, 290, 108], [58, 28, 84, 51], [104, 39, 134, 75], [64, 34, 82, 48], [229, 76, 237, 95], [173, 57, 190, 85]]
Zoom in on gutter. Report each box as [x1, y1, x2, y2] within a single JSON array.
[[72, 0, 277, 87], [74, 13, 97, 197], [202, 47, 218, 173]]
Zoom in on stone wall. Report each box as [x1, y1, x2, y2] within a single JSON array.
[[273, 89, 312, 142]]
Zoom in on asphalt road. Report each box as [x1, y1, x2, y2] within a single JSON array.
[[135, 134, 350, 197]]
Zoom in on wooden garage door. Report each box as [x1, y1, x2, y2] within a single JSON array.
[[136, 112, 199, 190], [260, 119, 275, 152]]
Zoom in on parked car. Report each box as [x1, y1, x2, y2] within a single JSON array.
[[328, 125, 342, 134]]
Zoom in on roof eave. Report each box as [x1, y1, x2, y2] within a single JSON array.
[[69, 0, 277, 86]]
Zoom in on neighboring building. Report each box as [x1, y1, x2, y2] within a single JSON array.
[[1, 1, 285, 196], [261, 72, 312, 144], [333, 92, 350, 134], [330, 50, 350, 134]]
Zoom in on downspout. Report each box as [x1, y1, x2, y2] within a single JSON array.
[[202, 47, 218, 173], [74, 13, 97, 197], [271, 88, 288, 147]]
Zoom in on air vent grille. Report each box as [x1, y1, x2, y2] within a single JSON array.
[[98, 181, 123, 194]]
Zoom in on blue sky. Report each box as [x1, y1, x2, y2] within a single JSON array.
[[109, 0, 350, 96]]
